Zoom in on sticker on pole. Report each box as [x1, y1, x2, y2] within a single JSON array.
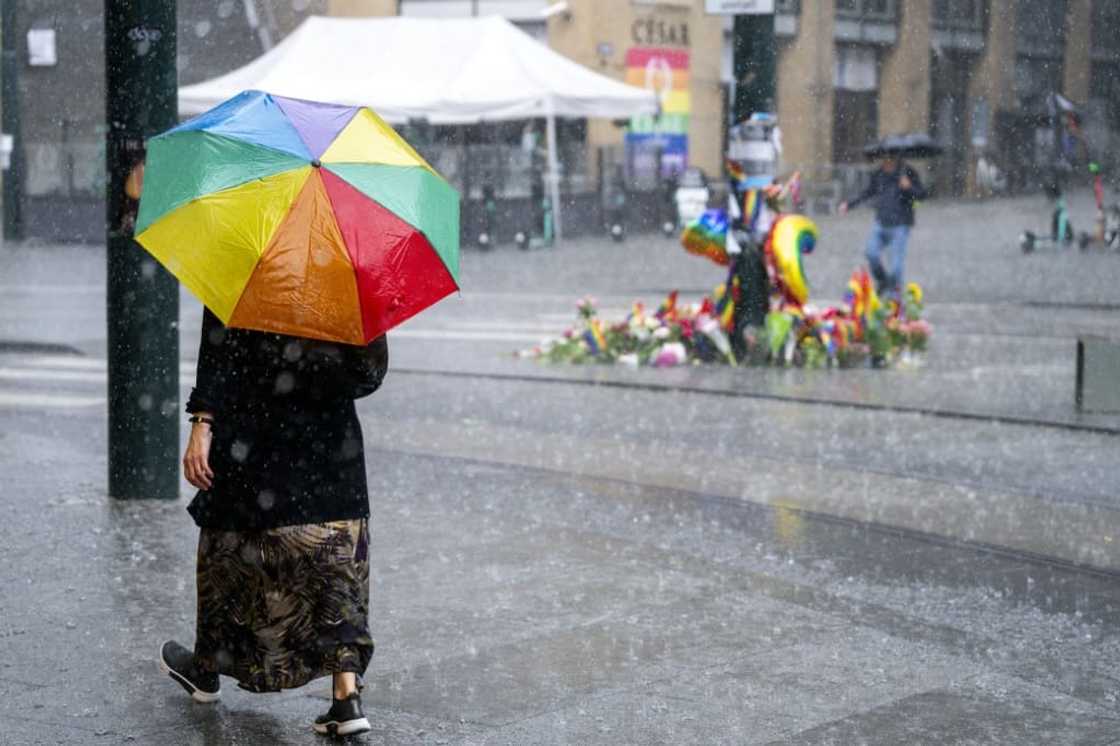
[[705, 0, 775, 13]]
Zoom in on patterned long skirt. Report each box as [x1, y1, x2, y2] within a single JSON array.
[[193, 519, 373, 693]]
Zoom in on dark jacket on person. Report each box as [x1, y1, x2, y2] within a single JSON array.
[[185, 309, 389, 531], [848, 163, 928, 227]]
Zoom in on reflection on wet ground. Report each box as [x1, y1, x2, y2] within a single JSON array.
[[3, 192, 1120, 742], [2, 396, 1117, 743]]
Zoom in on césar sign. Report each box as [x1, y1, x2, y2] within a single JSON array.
[[705, 0, 775, 13]]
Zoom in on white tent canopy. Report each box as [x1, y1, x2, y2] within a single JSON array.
[[178, 15, 657, 123], [179, 15, 658, 239]]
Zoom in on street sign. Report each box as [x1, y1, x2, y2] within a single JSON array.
[[705, 0, 775, 14]]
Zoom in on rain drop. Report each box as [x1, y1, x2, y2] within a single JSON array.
[[275, 371, 296, 394], [230, 440, 250, 463]]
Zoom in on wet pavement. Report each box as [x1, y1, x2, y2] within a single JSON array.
[[2, 191, 1120, 743]]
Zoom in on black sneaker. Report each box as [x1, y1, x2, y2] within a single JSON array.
[[313, 693, 371, 737], [159, 640, 221, 703]]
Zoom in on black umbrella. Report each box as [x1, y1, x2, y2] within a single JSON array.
[[863, 133, 945, 160]]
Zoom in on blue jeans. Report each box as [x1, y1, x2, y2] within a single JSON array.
[[865, 221, 910, 298]]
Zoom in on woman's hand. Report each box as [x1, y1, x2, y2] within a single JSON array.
[[184, 418, 215, 490]]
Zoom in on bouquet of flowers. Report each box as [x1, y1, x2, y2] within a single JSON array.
[[520, 272, 931, 369], [518, 293, 737, 367]]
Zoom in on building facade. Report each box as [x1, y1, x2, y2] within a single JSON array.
[[1, 0, 326, 242], [0, 0, 1108, 241], [327, 0, 1105, 199]]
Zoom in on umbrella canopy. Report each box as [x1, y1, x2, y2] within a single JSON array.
[[863, 133, 944, 160], [136, 90, 459, 345]]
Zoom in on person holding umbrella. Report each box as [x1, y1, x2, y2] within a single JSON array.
[[173, 311, 388, 737], [839, 134, 935, 299], [136, 92, 461, 738]]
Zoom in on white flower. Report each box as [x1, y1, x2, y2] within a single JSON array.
[[653, 326, 671, 340], [652, 342, 688, 367]]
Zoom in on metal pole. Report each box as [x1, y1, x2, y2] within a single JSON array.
[[545, 104, 563, 241], [2, 0, 23, 240], [243, 0, 273, 52], [731, 12, 776, 329], [732, 13, 776, 122], [105, 0, 180, 499]]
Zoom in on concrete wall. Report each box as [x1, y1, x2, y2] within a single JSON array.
[[964, 0, 1018, 194], [686, 5, 725, 180], [776, 0, 835, 173], [879, 0, 931, 137], [969, 0, 1019, 115], [1062, 0, 1092, 103], [549, 0, 724, 181], [328, 0, 398, 17], [546, 0, 613, 182]]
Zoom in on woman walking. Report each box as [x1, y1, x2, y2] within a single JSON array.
[[160, 308, 388, 738]]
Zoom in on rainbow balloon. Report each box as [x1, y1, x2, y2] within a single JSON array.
[[768, 215, 819, 306], [681, 209, 730, 266]]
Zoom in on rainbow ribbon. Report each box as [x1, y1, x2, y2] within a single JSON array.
[[582, 319, 607, 355]]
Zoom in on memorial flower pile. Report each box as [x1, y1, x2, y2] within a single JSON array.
[[521, 292, 736, 367], [521, 169, 931, 369], [519, 275, 931, 369]]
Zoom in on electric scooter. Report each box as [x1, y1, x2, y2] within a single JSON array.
[[1020, 180, 1087, 253]]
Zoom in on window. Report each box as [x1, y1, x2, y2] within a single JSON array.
[[1090, 62, 1120, 129], [24, 120, 103, 198], [835, 0, 897, 21], [1091, 1, 1120, 56], [833, 91, 878, 163], [1016, 0, 1066, 56], [933, 0, 985, 31], [1015, 56, 1064, 113], [775, 0, 800, 13]]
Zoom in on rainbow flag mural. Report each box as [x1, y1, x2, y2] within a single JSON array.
[[625, 47, 690, 175]]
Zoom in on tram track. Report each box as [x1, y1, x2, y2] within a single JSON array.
[[392, 366, 1120, 437], [367, 444, 1120, 585]]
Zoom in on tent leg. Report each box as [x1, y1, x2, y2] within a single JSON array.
[[546, 110, 562, 242]]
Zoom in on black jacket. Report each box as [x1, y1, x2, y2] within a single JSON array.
[[848, 164, 928, 227], [185, 309, 388, 531]]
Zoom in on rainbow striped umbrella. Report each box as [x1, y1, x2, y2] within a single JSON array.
[[136, 90, 459, 344]]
